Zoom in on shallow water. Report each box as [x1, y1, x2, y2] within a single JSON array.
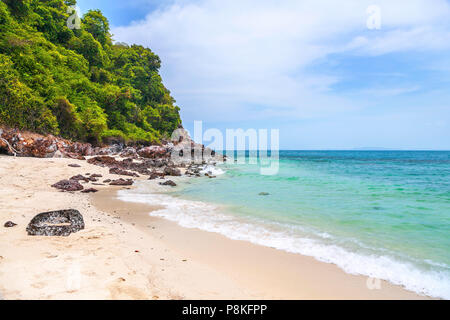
[[120, 151, 450, 299]]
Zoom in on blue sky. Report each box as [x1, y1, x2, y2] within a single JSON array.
[[77, 0, 450, 150]]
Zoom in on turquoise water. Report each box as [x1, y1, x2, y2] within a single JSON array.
[[122, 151, 450, 298]]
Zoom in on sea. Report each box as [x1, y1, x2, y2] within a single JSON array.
[[118, 150, 450, 299]]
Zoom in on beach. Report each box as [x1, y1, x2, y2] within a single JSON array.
[[0, 155, 429, 300]]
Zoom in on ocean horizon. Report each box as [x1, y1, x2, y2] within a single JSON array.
[[120, 150, 450, 299]]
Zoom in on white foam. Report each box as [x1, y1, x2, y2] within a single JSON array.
[[118, 184, 450, 299], [200, 165, 225, 176]]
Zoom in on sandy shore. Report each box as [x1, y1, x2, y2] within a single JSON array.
[[0, 155, 429, 299]]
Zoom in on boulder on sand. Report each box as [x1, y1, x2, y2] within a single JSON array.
[[110, 178, 134, 186], [26, 209, 85, 237], [159, 180, 177, 187], [51, 179, 84, 192], [163, 166, 182, 177]]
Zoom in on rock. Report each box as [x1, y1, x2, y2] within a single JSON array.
[[163, 167, 182, 177], [0, 128, 92, 159], [259, 192, 270, 196], [81, 188, 99, 193], [53, 150, 64, 158], [96, 144, 124, 155], [109, 167, 139, 177], [4, 221, 17, 228], [26, 209, 85, 237], [120, 147, 139, 159], [87, 156, 118, 167], [110, 179, 134, 186], [51, 179, 84, 192], [70, 174, 90, 182], [103, 179, 112, 183], [68, 164, 81, 168], [148, 173, 159, 180], [68, 142, 94, 156], [137, 146, 167, 159], [159, 180, 177, 187], [91, 174, 102, 178]]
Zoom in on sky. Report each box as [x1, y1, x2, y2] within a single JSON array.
[[77, 0, 450, 150]]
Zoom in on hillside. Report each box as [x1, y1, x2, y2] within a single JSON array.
[[0, 0, 181, 145]]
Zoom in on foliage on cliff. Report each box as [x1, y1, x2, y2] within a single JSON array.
[[0, 0, 181, 144]]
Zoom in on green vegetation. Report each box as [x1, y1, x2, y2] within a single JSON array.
[[0, 0, 181, 144]]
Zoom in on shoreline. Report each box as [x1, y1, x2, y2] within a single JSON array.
[[0, 155, 430, 299], [93, 187, 429, 300]]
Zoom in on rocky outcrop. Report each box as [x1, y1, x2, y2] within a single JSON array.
[[120, 147, 139, 159], [81, 188, 99, 193], [26, 209, 85, 237], [51, 179, 84, 192], [137, 146, 167, 159], [0, 128, 88, 159], [87, 156, 118, 167]]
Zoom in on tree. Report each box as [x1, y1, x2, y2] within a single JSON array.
[[0, 1, 182, 144], [82, 10, 111, 47]]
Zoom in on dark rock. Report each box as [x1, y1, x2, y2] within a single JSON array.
[[120, 147, 139, 159], [148, 173, 159, 180], [110, 179, 134, 186], [154, 159, 166, 168], [4, 221, 17, 228], [259, 192, 270, 196], [81, 188, 99, 193], [103, 179, 112, 183], [68, 164, 81, 168], [26, 209, 85, 237], [159, 180, 177, 187], [51, 179, 84, 192], [164, 167, 182, 177], [87, 156, 119, 167], [70, 174, 90, 182], [109, 167, 139, 177], [91, 174, 102, 178], [137, 146, 167, 159]]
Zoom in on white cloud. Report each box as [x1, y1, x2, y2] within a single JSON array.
[[112, 0, 450, 123]]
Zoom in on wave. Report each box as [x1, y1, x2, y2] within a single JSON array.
[[200, 165, 226, 176], [118, 183, 450, 299]]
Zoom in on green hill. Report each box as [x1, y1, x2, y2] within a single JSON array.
[[0, 0, 181, 144]]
